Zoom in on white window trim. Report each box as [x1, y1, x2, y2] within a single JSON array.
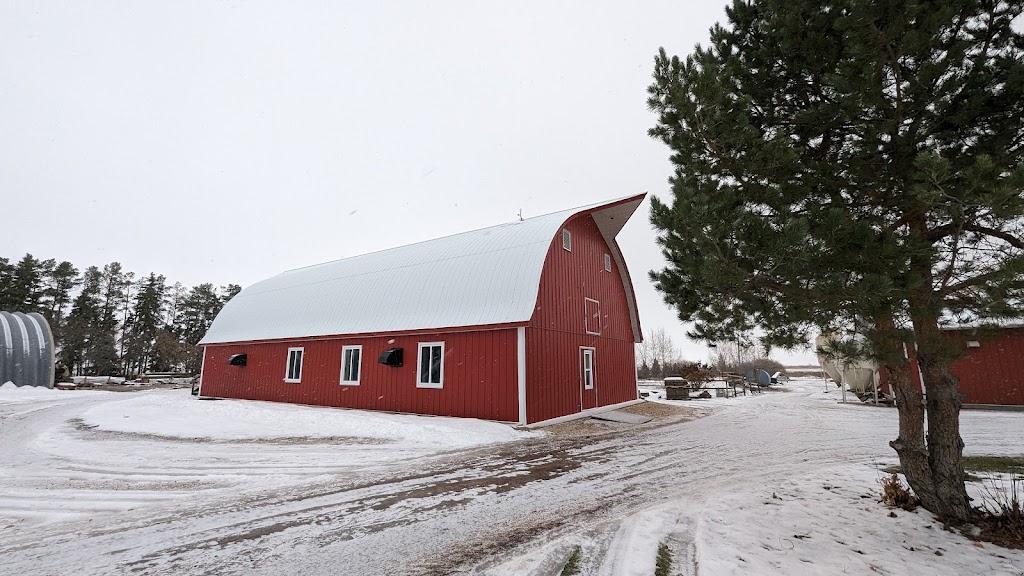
[[284, 347, 304, 383], [416, 341, 445, 389], [581, 346, 596, 391], [604, 253, 611, 272], [562, 229, 571, 252], [340, 345, 362, 386], [585, 297, 601, 336]]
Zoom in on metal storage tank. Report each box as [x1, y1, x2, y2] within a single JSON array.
[[0, 311, 55, 388]]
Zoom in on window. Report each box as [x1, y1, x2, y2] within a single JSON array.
[[604, 253, 611, 272], [285, 347, 304, 382], [562, 229, 571, 251], [341, 345, 362, 385], [585, 298, 601, 335], [417, 342, 444, 388], [581, 347, 595, 390]]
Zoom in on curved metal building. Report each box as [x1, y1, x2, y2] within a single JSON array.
[[0, 311, 55, 388]]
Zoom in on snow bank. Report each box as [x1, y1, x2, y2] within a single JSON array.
[[80, 389, 535, 448], [696, 464, 1024, 575], [0, 381, 63, 401]]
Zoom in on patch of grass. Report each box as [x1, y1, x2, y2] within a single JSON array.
[[964, 456, 1024, 475], [655, 542, 672, 576], [880, 461, 983, 479], [560, 546, 582, 576], [881, 458, 1024, 483]]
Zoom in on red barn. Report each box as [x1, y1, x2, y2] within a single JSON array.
[[198, 195, 645, 425]]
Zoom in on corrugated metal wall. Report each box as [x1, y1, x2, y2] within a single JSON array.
[[947, 328, 1024, 406], [526, 214, 638, 423], [201, 328, 520, 421], [876, 328, 1023, 406], [0, 311, 55, 388]]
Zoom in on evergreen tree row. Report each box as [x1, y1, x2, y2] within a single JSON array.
[[0, 253, 240, 377]]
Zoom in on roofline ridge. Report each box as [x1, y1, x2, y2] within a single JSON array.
[[277, 194, 643, 276]]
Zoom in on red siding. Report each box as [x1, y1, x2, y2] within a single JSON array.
[[877, 328, 1024, 406], [526, 214, 638, 423], [201, 328, 520, 421], [947, 328, 1024, 406]]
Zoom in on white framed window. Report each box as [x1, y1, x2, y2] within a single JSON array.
[[604, 253, 611, 272], [562, 229, 571, 252], [581, 347, 595, 390], [285, 347, 304, 383], [585, 298, 601, 335], [341, 345, 362, 385], [417, 342, 445, 389]]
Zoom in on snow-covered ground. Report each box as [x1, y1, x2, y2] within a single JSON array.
[[80, 389, 531, 447], [1, 378, 1021, 575]]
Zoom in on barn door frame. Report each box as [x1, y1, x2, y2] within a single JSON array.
[[579, 346, 596, 411]]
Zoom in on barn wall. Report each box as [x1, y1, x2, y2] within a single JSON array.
[[946, 328, 1024, 406], [200, 328, 520, 421], [877, 328, 1024, 406], [526, 214, 638, 423]]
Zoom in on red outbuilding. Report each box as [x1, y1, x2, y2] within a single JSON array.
[[198, 195, 645, 425], [877, 325, 1024, 406], [942, 326, 1024, 406]]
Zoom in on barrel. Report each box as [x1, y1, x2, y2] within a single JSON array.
[[0, 311, 55, 388]]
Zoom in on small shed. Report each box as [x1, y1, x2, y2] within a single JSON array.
[[0, 311, 55, 388]]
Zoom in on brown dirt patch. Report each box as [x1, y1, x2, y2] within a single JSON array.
[[619, 401, 701, 419]]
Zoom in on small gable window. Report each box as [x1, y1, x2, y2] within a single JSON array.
[[562, 229, 571, 252], [604, 254, 611, 272]]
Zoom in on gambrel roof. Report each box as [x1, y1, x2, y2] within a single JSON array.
[[199, 194, 644, 345]]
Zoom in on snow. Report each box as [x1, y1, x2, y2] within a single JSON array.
[[0, 380, 75, 403], [1, 377, 1021, 575], [696, 465, 1024, 575], [80, 389, 534, 447]]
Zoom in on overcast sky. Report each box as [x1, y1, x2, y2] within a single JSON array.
[[1, 1, 819, 365]]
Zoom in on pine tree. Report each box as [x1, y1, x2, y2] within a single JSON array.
[[63, 266, 103, 374], [164, 281, 186, 333], [178, 283, 230, 372], [42, 261, 80, 346], [0, 257, 14, 310], [7, 254, 50, 312], [122, 273, 167, 375], [221, 284, 242, 303], [647, 0, 1024, 520]]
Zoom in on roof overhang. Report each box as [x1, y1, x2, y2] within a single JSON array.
[[572, 193, 646, 343]]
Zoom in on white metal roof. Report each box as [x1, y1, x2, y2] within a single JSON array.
[[200, 195, 645, 345]]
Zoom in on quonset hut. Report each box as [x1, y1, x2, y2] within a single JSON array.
[[0, 311, 55, 388], [198, 195, 645, 425]]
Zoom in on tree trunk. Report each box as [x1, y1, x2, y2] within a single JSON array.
[[915, 321, 972, 522], [886, 362, 940, 509]]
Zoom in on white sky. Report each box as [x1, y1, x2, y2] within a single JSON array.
[[1, 1, 818, 365]]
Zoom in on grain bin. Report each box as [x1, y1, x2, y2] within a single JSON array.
[[0, 311, 55, 388]]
